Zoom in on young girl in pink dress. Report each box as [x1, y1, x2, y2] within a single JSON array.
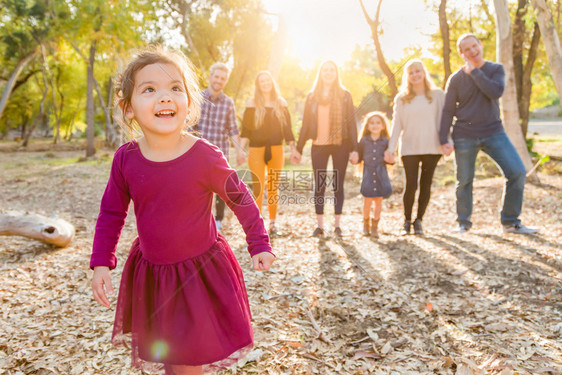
[[90, 46, 275, 375]]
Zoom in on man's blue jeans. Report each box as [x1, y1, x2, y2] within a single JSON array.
[[454, 130, 526, 228]]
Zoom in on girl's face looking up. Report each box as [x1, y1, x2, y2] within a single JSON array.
[[126, 63, 189, 138]]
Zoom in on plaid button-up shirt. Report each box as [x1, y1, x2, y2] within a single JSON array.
[[197, 88, 239, 158]]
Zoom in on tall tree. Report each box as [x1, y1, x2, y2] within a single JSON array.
[[492, 0, 533, 171], [513, 0, 541, 136], [22, 45, 50, 147], [532, 0, 562, 98], [359, 0, 398, 100], [439, 0, 452, 87], [70, 10, 101, 157]]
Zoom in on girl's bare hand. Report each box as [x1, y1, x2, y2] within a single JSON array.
[[252, 252, 275, 271], [92, 266, 113, 308]]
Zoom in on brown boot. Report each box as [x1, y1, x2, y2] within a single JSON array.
[[371, 219, 380, 238], [363, 218, 370, 236]]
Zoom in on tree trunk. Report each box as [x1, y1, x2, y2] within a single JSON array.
[[67, 96, 83, 141], [513, 1, 542, 137], [86, 41, 96, 157], [22, 111, 41, 147], [53, 92, 64, 144], [531, 0, 562, 98], [513, 0, 527, 104], [0, 211, 75, 247], [171, 0, 204, 68], [0, 50, 38, 122], [359, 0, 398, 99], [521, 23, 541, 137], [22, 55, 50, 148], [43, 44, 64, 145], [439, 0, 452, 87], [492, 0, 534, 172], [93, 75, 117, 148]]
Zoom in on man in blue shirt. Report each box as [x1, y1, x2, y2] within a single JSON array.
[[440, 33, 538, 234], [197, 63, 245, 231]]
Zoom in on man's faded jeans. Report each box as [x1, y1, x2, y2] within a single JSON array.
[[453, 130, 526, 228]]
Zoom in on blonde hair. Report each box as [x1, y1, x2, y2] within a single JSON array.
[[310, 60, 346, 101], [209, 62, 230, 77], [359, 111, 390, 139], [115, 46, 202, 138], [399, 59, 437, 105], [252, 71, 287, 129]]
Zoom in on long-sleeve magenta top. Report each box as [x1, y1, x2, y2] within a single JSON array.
[[90, 139, 272, 269]]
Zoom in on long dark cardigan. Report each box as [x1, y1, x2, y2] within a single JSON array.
[[296, 90, 358, 154]]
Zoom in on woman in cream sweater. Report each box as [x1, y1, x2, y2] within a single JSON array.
[[385, 59, 445, 235]]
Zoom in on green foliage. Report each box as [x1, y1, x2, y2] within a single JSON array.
[[1, 0, 559, 142], [1, 0, 48, 58]]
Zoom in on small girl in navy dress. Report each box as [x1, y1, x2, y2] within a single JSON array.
[[356, 111, 393, 238], [90, 46, 275, 375]]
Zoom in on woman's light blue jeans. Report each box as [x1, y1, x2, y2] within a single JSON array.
[[454, 130, 526, 228]]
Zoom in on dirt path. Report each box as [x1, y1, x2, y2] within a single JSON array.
[[0, 148, 560, 374]]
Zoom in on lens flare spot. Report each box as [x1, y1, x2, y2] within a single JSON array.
[[151, 340, 169, 360]]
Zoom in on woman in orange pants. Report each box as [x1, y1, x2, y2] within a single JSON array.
[[240, 71, 296, 236]]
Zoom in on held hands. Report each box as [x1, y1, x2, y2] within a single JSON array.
[[441, 143, 454, 156], [252, 252, 275, 271], [349, 151, 359, 165], [290, 149, 302, 165], [383, 151, 395, 164], [92, 266, 113, 308]]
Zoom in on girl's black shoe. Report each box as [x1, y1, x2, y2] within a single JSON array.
[[312, 227, 325, 237]]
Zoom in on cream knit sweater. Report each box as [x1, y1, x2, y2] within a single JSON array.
[[388, 88, 445, 156]]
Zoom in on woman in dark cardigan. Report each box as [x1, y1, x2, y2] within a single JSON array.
[[293, 60, 358, 237]]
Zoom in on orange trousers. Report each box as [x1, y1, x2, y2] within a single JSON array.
[[248, 145, 284, 220]]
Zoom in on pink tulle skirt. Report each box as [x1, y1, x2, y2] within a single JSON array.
[[112, 234, 253, 373]]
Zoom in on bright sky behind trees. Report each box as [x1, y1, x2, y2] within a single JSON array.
[[262, 0, 470, 66]]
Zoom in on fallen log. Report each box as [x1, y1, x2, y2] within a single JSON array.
[[0, 211, 75, 247]]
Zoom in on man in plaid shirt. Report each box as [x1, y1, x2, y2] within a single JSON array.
[[197, 62, 245, 231]]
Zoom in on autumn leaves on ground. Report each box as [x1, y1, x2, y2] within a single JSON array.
[[0, 142, 560, 375]]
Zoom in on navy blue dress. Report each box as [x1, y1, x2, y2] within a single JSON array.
[[358, 136, 392, 198]]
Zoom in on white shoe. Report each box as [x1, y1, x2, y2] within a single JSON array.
[[453, 224, 470, 234], [215, 220, 222, 232], [503, 223, 538, 234]]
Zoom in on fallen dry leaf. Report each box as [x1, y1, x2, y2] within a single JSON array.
[[0, 146, 561, 374]]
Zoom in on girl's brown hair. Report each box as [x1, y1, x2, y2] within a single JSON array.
[[114, 45, 202, 138], [252, 71, 287, 129], [399, 59, 436, 105], [359, 111, 390, 139]]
